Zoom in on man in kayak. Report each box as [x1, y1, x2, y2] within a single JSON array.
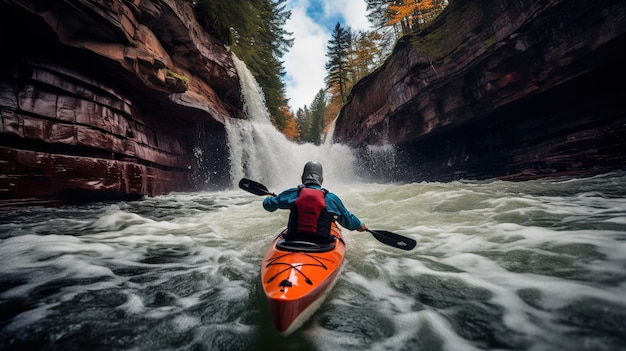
[[263, 161, 367, 243]]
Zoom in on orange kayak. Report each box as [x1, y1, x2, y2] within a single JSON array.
[[261, 222, 345, 335]]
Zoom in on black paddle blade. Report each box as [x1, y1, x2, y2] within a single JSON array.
[[367, 229, 416, 251], [238, 178, 275, 196]]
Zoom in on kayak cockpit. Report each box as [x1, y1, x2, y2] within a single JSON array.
[[276, 239, 336, 253]]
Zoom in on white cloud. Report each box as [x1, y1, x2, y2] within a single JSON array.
[[321, 0, 371, 31], [283, 0, 371, 112], [283, 4, 329, 111]]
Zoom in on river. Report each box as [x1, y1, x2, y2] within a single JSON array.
[[1, 173, 626, 350], [1, 55, 625, 351]]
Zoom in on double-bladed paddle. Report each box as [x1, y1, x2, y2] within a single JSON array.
[[238, 178, 276, 196], [238, 178, 416, 251], [366, 229, 416, 251]]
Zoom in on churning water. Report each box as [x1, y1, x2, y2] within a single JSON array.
[[1, 175, 626, 350], [1, 55, 625, 351]]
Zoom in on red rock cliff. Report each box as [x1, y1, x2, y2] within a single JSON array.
[[334, 0, 626, 181], [0, 0, 243, 205]]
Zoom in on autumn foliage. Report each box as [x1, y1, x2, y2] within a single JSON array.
[[278, 105, 299, 140], [386, 0, 446, 34]]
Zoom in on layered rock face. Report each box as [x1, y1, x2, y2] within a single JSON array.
[[3, 0, 625, 207], [335, 0, 626, 181], [0, 0, 243, 205]]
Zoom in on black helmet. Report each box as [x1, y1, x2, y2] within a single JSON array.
[[301, 161, 323, 185]]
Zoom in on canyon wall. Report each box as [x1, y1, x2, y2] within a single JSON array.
[[335, 0, 626, 181], [0, 0, 243, 206], [3, 0, 625, 207]]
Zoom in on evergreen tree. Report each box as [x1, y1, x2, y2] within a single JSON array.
[[254, 0, 294, 130], [295, 105, 312, 142], [309, 89, 327, 145], [325, 22, 352, 104], [194, 0, 293, 130], [366, 0, 394, 30]]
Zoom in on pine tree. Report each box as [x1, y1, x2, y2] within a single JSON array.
[[255, 0, 294, 130], [366, 0, 394, 30], [194, 0, 293, 130], [309, 89, 327, 145], [325, 23, 352, 105], [295, 105, 312, 142]]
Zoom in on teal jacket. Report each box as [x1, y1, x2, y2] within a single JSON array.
[[262, 184, 364, 231]]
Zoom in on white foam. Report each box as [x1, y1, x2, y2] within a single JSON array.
[[117, 293, 146, 314], [172, 314, 201, 332], [2, 174, 626, 350]]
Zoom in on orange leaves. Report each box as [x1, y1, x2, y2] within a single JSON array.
[[282, 116, 300, 140], [385, 0, 441, 32], [387, 1, 418, 26], [277, 104, 300, 140]]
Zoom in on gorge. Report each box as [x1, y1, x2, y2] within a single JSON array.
[[1, 0, 625, 206], [334, 0, 626, 182]]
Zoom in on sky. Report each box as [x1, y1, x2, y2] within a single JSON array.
[[282, 0, 372, 112]]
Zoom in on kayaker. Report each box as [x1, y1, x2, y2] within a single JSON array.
[[263, 161, 367, 242]]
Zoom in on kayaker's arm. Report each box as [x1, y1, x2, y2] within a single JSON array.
[[263, 188, 299, 212], [325, 193, 366, 231], [262, 197, 279, 212]]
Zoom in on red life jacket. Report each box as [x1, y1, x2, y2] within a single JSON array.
[[286, 187, 332, 242]]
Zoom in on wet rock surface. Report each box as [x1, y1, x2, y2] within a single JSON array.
[[0, 0, 243, 205], [335, 0, 626, 181]]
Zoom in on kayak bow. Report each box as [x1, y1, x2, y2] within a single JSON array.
[[261, 223, 345, 335]]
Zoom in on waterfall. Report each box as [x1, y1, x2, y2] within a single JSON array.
[[226, 54, 360, 190], [323, 117, 337, 146]]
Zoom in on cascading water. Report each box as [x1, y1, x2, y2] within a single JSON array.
[[227, 54, 360, 190], [323, 117, 337, 146]]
